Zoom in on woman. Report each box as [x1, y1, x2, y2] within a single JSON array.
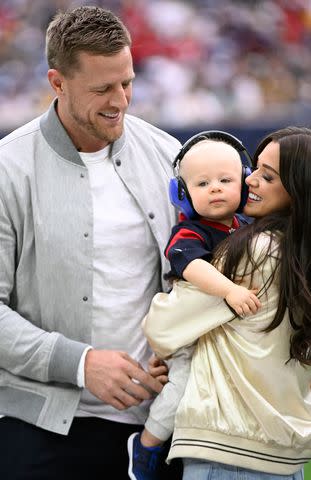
[[143, 126, 311, 479]]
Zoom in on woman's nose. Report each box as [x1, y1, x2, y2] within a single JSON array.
[[245, 171, 258, 187]]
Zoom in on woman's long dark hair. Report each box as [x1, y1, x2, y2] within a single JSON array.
[[214, 126, 311, 365]]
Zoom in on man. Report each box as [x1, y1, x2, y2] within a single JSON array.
[[0, 6, 182, 479]]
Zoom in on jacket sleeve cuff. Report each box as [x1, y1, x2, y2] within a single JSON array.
[[48, 334, 91, 385], [76, 346, 93, 387]]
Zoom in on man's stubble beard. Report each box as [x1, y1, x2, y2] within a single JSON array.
[[69, 102, 124, 145]]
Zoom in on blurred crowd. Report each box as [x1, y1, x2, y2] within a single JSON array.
[[0, 0, 311, 131]]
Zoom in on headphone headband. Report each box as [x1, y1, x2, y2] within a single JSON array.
[[173, 130, 252, 175]]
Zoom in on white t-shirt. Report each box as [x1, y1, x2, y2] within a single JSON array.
[[76, 147, 161, 424]]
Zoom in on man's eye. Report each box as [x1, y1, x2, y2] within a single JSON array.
[[122, 81, 132, 88]]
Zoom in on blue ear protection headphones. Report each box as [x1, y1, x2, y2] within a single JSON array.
[[169, 130, 253, 219]]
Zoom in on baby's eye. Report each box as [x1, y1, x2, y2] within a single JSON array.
[[198, 181, 208, 187], [221, 178, 231, 183]]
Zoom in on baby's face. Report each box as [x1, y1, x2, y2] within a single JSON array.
[[181, 140, 242, 224]]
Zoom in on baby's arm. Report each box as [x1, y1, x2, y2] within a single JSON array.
[[183, 258, 261, 317]]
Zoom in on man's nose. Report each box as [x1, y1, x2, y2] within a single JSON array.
[[109, 85, 129, 109]]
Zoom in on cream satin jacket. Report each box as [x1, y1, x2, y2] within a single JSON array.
[[143, 233, 311, 475]]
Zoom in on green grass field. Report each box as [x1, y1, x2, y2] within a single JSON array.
[[305, 462, 311, 478]]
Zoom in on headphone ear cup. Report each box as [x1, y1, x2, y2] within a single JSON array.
[[244, 165, 252, 178], [237, 165, 252, 213], [169, 177, 196, 219], [177, 177, 187, 200]]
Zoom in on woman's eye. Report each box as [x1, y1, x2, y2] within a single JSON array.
[[263, 174, 273, 182], [252, 167, 273, 182]]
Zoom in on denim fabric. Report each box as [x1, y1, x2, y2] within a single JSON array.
[[182, 459, 304, 480]]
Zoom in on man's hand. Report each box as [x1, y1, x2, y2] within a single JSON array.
[[148, 354, 168, 385], [84, 349, 163, 410]]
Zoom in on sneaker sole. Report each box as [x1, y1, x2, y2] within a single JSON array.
[[127, 432, 138, 480]]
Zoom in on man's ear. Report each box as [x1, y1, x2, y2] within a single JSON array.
[[47, 69, 64, 95]]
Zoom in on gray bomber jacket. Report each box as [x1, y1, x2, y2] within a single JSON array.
[[0, 100, 180, 434]]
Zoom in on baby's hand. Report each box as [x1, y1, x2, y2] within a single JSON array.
[[225, 285, 261, 318], [148, 354, 168, 385]]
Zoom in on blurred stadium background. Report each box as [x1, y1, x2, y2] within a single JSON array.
[[0, 0, 311, 474], [1, 0, 311, 153]]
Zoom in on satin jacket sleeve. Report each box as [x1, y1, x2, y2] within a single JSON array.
[[143, 232, 280, 359]]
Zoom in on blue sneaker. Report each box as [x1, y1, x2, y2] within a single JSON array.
[[127, 432, 164, 480]]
